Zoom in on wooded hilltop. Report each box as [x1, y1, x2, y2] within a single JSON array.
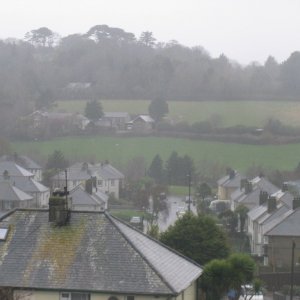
[[1, 24, 300, 136]]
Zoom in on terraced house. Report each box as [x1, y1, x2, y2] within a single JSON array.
[[52, 162, 124, 198], [0, 200, 202, 300]]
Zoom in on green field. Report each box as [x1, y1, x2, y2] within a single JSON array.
[[55, 99, 300, 127], [13, 136, 300, 172]]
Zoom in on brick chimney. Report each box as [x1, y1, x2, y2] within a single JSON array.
[[229, 169, 235, 179], [267, 196, 276, 213], [49, 188, 71, 226], [85, 178, 93, 195], [244, 181, 253, 194], [259, 191, 268, 205], [240, 179, 247, 190]]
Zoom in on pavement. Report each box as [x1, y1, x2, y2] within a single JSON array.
[[264, 292, 273, 299]]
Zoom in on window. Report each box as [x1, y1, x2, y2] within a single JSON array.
[[3, 201, 12, 210], [60, 292, 90, 300], [0, 228, 8, 241], [111, 179, 115, 186]]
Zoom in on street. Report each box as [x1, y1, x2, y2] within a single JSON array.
[[157, 195, 197, 232]]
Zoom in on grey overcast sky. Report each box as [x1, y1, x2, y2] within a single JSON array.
[[1, 0, 300, 65]]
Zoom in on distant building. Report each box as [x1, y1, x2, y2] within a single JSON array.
[[98, 112, 131, 130], [231, 176, 278, 211], [69, 185, 108, 211], [128, 115, 155, 132], [52, 162, 124, 198], [0, 161, 49, 213], [217, 169, 245, 200], [0, 153, 43, 181]]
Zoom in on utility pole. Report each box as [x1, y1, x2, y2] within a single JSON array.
[[188, 172, 191, 212], [290, 240, 296, 300]]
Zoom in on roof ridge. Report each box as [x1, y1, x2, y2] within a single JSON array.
[[107, 213, 202, 294], [108, 213, 202, 267], [105, 213, 176, 295]]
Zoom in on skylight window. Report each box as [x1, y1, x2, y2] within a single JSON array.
[[0, 228, 8, 240]]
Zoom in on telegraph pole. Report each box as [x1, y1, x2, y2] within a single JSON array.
[[188, 172, 191, 212], [290, 240, 296, 300]]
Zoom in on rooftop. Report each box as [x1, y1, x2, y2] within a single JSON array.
[[0, 209, 201, 295]]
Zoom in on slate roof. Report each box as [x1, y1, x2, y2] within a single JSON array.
[[0, 155, 41, 170], [0, 181, 33, 201], [69, 185, 107, 207], [104, 112, 130, 118], [0, 176, 48, 194], [132, 115, 155, 123], [217, 172, 245, 188], [0, 161, 34, 177], [265, 208, 300, 236], [95, 163, 125, 180], [247, 191, 293, 222], [262, 209, 293, 235], [0, 209, 202, 295], [53, 163, 124, 181], [259, 204, 290, 226], [231, 177, 279, 208]]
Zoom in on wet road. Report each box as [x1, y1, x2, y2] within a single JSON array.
[[157, 195, 197, 232]]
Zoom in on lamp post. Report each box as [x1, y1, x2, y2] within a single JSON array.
[[290, 240, 296, 300], [187, 173, 191, 212]]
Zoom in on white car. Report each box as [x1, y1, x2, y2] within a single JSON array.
[[176, 206, 186, 218]]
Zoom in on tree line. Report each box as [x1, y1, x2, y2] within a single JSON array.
[[1, 24, 300, 137]]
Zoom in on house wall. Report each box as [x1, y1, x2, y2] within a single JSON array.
[[97, 178, 120, 198], [13, 284, 198, 300], [132, 120, 153, 132], [30, 169, 42, 182], [218, 186, 236, 200], [29, 191, 50, 208], [72, 204, 102, 211], [266, 236, 300, 268]]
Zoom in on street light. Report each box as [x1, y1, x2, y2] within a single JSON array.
[[290, 240, 296, 300], [187, 173, 191, 212]]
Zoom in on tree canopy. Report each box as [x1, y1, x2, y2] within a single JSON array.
[[84, 100, 104, 121], [160, 213, 230, 265], [45, 150, 69, 170], [201, 253, 256, 300], [148, 98, 169, 122]]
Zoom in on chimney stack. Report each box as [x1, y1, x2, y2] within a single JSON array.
[[49, 189, 71, 226], [229, 169, 235, 179], [293, 197, 300, 210], [240, 179, 247, 190], [85, 178, 93, 195], [259, 191, 268, 205], [267, 196, 276, 213], [245, 181, 253, 194]]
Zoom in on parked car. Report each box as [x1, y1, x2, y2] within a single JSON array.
[[176, 206, 186, 217]]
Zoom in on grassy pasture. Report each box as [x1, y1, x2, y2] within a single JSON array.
[[13, 136, 300, 172], [55, 99, 300, 127]]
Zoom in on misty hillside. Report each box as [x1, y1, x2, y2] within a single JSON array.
[[0, 24, 300, 114]]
